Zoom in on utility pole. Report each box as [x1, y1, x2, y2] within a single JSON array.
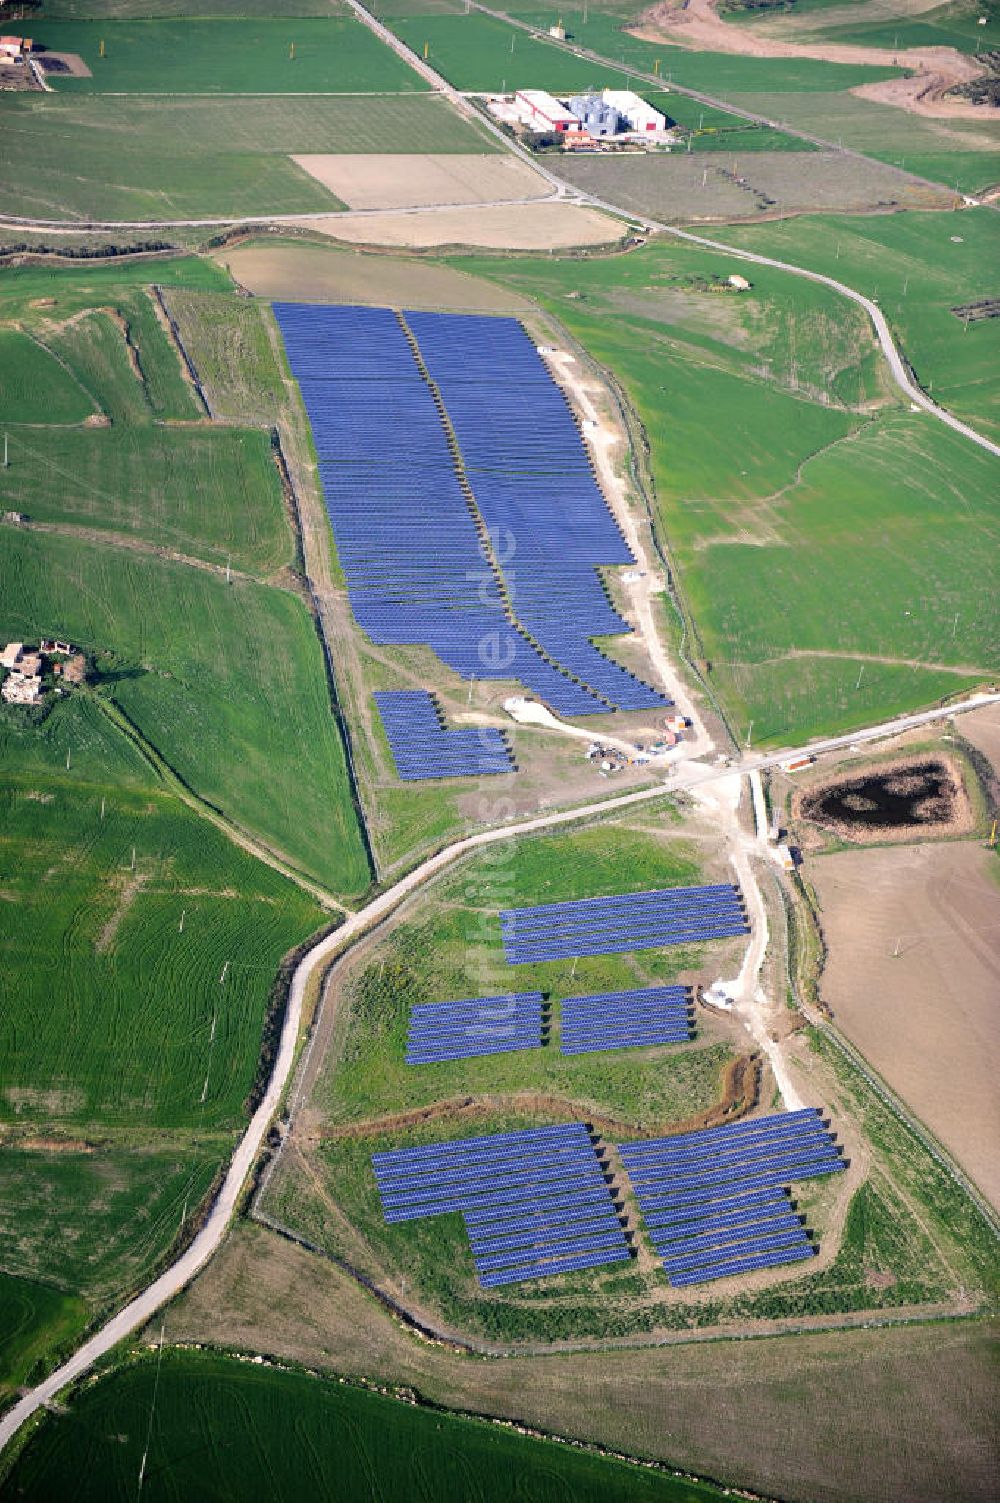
[[3, 433, 8, 468], [100, 797, 105, 820], [855, 664, 865, 691], [179, 909, 185, 933]]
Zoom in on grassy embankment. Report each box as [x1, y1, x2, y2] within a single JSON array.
[[448, 236, 997, 746], [1, 1348, 729, 1503]]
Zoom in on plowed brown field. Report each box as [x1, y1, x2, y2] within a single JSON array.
[[810, 839, 1000, 1208]]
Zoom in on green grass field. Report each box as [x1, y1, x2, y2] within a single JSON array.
[[0, 767, 324, 1129], [1, 258, 370, 895], [0, 331, 94, 425], [320, 814, 738, 1126], [714, 206, 1000, 440], [2, 1349, 729, 1502], [37, 18, 427, 94], [0, 93, 492, 222], [2, 529, 371, 894], [1, 1148, 221, 1301], [0, 1273, 88, 1411], [384, 7, 900, 92], [450, 237, 996, 744]]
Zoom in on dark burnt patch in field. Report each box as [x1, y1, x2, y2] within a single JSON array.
[[796, 755, 974, 844]]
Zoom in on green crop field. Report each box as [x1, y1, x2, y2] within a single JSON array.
[[40, 0, 346, 14], [2, 528, 371, 894], [714, 206, 1000, 440], [37, 18, 427, 94], [723, 86, 1000, 191], [2, 1349, 729, 1502], [384, 7, 900, 92], [0, 1273, 88, 1410], [0, 769, 324, 1129], [0, 93, 492, 223], [0, 331, 94, 425], [0, 697, 326, 1390], [0, 257, 370, 895], [448, 237, 997, 745], [2, 1148, 221, 1300]]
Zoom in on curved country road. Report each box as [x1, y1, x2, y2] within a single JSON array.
[[2, 691, 998, 1453]]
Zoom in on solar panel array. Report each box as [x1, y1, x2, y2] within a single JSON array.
[[408, 310, 670, 715], [560, 985, 692, 1055], [406, 992, 544, 1065], [372, 1124, 631, 1287], [619, 1109, 844, 1286], [501, 883, 749, 964], [274, 301, 669, 719], [374, 689, 514, 781]]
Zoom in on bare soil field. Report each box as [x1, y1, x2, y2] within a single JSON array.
[[161, 1222, 1000, 1503], [811, 839, 1000, 1209], [299, 202, 622, 251], [216, 240, 530, 312], [291, 153, 551, 210], [635, 0, 999, 119], [552, 150, 951, 223]]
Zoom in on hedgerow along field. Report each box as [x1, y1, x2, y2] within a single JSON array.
[[714, 206, 1000, 442], [0, 93, 494, 222], [2, 1349, 730, 1503], [37, 17, 428, 93], [0, 256, 371, 897], [449, 237, 997, 745]]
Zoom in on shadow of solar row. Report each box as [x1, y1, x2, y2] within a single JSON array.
[[406, 992, 543, 1064], [560, 985, 693, 1055], [501, 884, 749, 963], [406, 309, 671, 715], [373, 690, 515, 781], [618, 1109, 844, 1285], [371, 1123, 630, 1287]]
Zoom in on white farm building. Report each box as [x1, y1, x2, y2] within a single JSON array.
[[600, 90, 667, 133]]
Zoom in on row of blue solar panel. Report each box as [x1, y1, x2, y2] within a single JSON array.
[[504, 922, 750, 965], [277, 303, 668, 718], [371, 1120, 631, 1287], [501, 893, 746, 936], [479, 1245, 632, 1288], [624, 1128, 834, 1177], [373, 689, 516, 782], [501, 884, 735, 923], [621, 1112, 844, 1285], [619, 1111, 827, 1164]]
